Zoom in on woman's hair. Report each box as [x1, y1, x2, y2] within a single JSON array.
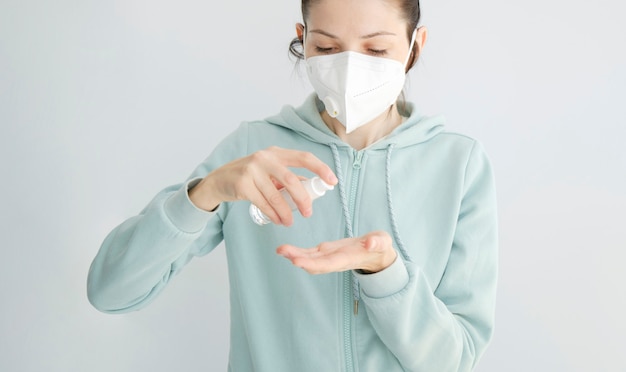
[[288, 0, 422, 70]]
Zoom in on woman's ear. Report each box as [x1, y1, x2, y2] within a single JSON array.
[[296, 23, 305, 42], [407, 26, 428, 71], [416, 26, 428, 52]]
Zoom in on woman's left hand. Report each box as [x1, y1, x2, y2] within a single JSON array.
[[276, 230, 398, 274]]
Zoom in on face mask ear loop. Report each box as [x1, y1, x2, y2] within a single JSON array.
[[302, 24, 308, 60], [403, 28, 419, 67]]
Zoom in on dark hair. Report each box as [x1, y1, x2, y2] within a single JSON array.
[[288, 0, 421, 70]]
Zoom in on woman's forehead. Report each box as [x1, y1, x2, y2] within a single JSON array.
[[306, 0, 406, 36]]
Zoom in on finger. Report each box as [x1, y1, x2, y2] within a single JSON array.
[[277, 238, 356, 259], [363, 235, 379, 252], [270, 178, 283, 190], [363, 231, 392, 252], [247, 150, 310, 217], [247, 184, 283, 225], [254, 177, 294, 226], [291, 249, 354, 275], [276, 244, 312, 259], [277, 241, 358, 274], [271, 175, 308, 189], [266, 169, 313, 218], [272, 148, 338, 186], [270, 175, 311, 218], [255, 147, 334, 217]]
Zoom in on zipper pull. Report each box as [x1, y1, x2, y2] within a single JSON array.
[[353, 150, 363, 169], [353, 299, 359, 315]]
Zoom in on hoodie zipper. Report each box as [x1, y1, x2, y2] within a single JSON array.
[[343, 149, 364, 372], [350, 149, 363, 317], [343, 272, 354, 372]]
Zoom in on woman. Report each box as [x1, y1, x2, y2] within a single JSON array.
[[87, 0, 498, 371]]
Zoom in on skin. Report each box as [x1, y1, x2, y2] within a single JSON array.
[[190, 0, 427, 274]]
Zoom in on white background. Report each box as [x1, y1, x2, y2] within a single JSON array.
[[1, 0, 625, 371]]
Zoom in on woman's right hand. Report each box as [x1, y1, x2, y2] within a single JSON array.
[[188, 146, 338, 226]]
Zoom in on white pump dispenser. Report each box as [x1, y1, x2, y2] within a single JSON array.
[[249, 177, 334, 225]]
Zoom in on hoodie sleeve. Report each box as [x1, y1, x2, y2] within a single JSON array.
[[87, 124, 249, 314], [355, 141, 498, 371]]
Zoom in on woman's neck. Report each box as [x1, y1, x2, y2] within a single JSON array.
[[321, 105, 404, 150]]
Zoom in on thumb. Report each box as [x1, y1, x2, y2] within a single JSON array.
[[364, 234, 382, 252]]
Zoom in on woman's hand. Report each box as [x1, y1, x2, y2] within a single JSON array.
[[276, 230, 398, 274], [188, 146, 337, 226]]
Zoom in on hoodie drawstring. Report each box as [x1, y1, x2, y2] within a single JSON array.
[[385, 144, 412, 262]]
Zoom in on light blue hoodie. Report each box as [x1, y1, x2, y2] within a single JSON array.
[[87, 94, 498, 372]]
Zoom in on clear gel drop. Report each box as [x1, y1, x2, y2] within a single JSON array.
[[249, 177, 334, 225]]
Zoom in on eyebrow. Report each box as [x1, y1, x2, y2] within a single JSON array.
[[308, 29, 396, 39]]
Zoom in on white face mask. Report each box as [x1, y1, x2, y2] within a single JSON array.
[[304, 29, 417, 133]]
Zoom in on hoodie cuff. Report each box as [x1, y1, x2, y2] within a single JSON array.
[[354, 256, 409, 299], [164, 178, 218, 233]]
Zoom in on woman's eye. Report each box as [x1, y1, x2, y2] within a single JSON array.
[[315, 46, 334, 54], [368, 49, 387, 56]]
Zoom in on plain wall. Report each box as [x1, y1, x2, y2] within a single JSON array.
[[1, 0, 625, 371]]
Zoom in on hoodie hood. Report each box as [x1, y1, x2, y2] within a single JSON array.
[[264, 93, 445, 149]]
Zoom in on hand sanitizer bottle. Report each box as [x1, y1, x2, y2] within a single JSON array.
[[249, 176, 334, 225]]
